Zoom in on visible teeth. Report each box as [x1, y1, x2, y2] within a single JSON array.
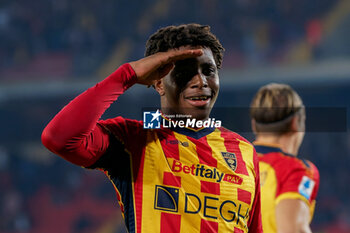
[[189, 96, 209, 100]]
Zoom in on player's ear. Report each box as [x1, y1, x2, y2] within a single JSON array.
[[290, 116, 299, 132], [251, 119, 257, 134], [293, 113, 305, 132], [154, 79, 165, 96]]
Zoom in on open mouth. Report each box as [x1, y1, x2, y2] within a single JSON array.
[[184, 94, 213, 107], [187, 95, 211, 101]]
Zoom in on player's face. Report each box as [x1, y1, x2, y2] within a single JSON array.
[[161, 46, 219, 120]]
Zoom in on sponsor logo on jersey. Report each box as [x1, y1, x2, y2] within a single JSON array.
[[154, 185, 179, 212], [298, 176, 315, 200], [171, 160, 242, 185], [165, 139, 189, 147], [154, 185, 249, 228], [221, 152, 237, 171]]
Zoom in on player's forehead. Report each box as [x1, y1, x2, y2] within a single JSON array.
[[172, 45, 216, 67]]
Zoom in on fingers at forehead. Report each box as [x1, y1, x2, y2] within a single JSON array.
[[168, 49, 203, 61], [158, 63, 174, 78]]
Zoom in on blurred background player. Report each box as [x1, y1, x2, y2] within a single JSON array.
[[250, 83, 320, 233], [41, 24, 262, 233]]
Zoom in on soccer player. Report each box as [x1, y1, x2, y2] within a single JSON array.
[[250, 83, 320, 233], [42, 23, 262, 233]]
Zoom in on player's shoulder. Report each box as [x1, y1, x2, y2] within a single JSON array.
[[98, 116, 145, 136], [217, 126, 253, 145], [264, 152, 319, 179], [299, 158, 319, 180], [283, 155, 319, 177], [98, 116, 151, 147]]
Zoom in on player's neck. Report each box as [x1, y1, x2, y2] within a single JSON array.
[[255, 133, 300, 156]]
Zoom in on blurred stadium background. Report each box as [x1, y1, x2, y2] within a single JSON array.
[[1, 0, 350, 232]]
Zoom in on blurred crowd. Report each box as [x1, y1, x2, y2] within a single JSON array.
[[0, 0, 144, 80], [0, 144, 127, 233], [0, 0, 336, 81], [148, 0, 330, 67]]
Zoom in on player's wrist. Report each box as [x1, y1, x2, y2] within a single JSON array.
[[107, 63, 138, 90]]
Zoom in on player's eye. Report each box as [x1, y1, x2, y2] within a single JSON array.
[[174, 70, 190, 79], [202, 66, 216, 76]]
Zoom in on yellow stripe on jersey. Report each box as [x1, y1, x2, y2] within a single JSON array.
[[259, 161, 277, 233], [140, 132, 164, 232], [237, 138, 257, 231], [207, 129, 241, 232], [276, 192, 309, 206], [174, 132, 202, 232]]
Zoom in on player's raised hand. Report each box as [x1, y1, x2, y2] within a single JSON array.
[[129, 49, 203, 86]]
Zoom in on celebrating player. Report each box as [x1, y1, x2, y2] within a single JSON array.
[[250, 83, 320, 233], [42, 23, 262, 232]]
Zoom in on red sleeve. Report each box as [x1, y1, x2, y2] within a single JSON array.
[[308, 162, 320, 203], [41, 64, 137, 167], [248, 149, 263, 232], [97, 117, 145, 154], [277, 159, 320, 205]]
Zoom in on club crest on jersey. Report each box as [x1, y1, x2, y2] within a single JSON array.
[[221, 152, 237, 171]]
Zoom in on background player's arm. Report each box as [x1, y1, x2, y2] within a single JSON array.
[[275, 199, 312, 233], [41, 49, 203, 167]]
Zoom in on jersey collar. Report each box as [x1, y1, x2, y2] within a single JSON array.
[[253, 141, 296, 157], [170, 126, 216, 139]]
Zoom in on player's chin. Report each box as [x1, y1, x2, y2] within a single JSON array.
[[180, 101, 215, 120], [181, 107, 212, 121]]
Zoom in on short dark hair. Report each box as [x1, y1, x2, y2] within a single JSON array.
[[145, 23, 224, 69]]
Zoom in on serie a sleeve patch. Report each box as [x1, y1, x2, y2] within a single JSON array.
[[298, 176, 315, 201]]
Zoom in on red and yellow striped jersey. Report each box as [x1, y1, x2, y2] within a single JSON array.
[[254, 142, 320, 233], [90, 117, 262, 233]]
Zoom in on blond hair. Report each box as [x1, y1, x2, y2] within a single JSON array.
[[250, 83, 304, 134]]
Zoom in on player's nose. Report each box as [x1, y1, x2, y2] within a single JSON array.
[[189, 73, 208, 89]]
